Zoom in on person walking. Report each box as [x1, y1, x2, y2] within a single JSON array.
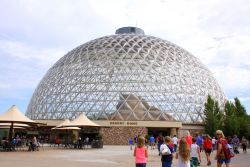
[[232, 135, 240, 154], [215, 130, 231, 167], [203, 135, 212, 166], [129, 137, 134, 150], [190, 138, 201, 167], [196, 134, 203, 152], [32, 136, 38, 151], [241, 136, 248, 153], [212, 137, 217, 151], [149, 135, 155, 150], [160, 136, 174, 167], [176, 138, 190, 167], [172, 135, 178, 152], [184, 131, 192, 148], [157, 133, 164, 156], [134, 136, 148, 167]]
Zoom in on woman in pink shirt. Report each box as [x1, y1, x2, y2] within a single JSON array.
[[134, 136, 148, 167]]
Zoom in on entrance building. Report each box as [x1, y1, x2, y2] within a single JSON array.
[[94, 120, 182, 145], [27, 119, 204, 145]]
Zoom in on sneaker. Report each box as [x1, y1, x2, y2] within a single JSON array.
[[207, 161, 211, 166]]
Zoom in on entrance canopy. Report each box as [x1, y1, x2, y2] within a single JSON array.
[[52, 119, 71, 129], [0, 105, 42, 141], [51, 119, 81, 130], [63, 113, 100, 127], [53, 127, 81, 130], [0, 105, 35, 124], [0, 123, 30, 127]]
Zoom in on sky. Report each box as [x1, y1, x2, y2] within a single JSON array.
[[0, 0, 250, 115]]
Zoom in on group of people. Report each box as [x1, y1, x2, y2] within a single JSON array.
[[74, 136, 90, 149], [132, 130, 248, 167], [1, 135, 40, 151]]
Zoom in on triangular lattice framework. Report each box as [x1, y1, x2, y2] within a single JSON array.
[[26, 34, 226, 123]]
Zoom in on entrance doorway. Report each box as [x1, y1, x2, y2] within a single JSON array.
[[147, 127, 170, 138]]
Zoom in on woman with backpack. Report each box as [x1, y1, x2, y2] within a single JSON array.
[[160, 136, 174, 167], [215, 130, 231, 167]]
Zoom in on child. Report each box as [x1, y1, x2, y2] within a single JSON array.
[[191, 138, 201, 167], [160, 136, 174, 167], [176, 138, 190, 167], [129, 137, 134, 150], [134, 136, 148, 167]]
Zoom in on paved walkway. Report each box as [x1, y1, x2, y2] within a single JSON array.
[[0, 146, 249, 167]]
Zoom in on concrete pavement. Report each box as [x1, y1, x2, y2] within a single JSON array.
[[0, 145, 249, 167]]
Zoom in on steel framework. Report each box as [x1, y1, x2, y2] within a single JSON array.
[[26, 30, 226, 123]]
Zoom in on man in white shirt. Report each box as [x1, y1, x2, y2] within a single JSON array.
[[172, 135, 178, 152], [212, 137, 217, 151]]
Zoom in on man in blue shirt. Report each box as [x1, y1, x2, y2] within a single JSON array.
[[149, 135, 155, 150], [195, 134, 203, 151]]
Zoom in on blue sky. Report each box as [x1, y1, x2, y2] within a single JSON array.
[[0, 0, 250, 115]]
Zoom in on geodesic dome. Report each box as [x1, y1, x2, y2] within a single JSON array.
[[26, 27, 226, 123]]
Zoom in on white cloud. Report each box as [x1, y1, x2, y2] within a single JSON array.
[[212, 66, 250, 91], [0, 39, 66, 97], [0, 39, 65, 66], [0, 83, 11, 89]]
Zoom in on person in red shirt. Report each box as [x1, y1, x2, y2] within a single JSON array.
[[184, 130, 192, 148], [203, 135, 212, 166]]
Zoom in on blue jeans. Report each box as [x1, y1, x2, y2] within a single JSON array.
[[174, 144, 177, 152], [162, 161, 172, 167], [136, 163, 146, 167]]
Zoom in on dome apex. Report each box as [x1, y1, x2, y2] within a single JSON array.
[[115, 27, 145, 35]]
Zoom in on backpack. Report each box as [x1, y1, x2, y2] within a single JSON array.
[[161, 144, 172, 155], [221, 139, 235, 159]]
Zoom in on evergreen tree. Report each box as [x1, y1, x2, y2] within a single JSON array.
[[204, 96, 249, 140], [204, 95, 222, 136], [234, 97, 247, 117], [222, 97, 249, 139]]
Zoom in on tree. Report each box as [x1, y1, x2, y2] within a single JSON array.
[[223, 101, 238, 137], [204, 96, 250, 140], [234, 97, 247, 117], [204, 95, 223, 137], [222, 98, 249, 139]]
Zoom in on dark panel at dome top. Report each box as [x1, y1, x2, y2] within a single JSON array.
[[115, 27, 145, 35]]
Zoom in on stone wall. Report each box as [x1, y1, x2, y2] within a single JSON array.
[[100, 126, 147, 145], [179, 124, 205, 137]]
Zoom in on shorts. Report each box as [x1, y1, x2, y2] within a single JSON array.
[[217, 158, 231, 164], [136, 163, 146, 167], [191, 157, 199, 167], [204, 148, 212, 154]]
